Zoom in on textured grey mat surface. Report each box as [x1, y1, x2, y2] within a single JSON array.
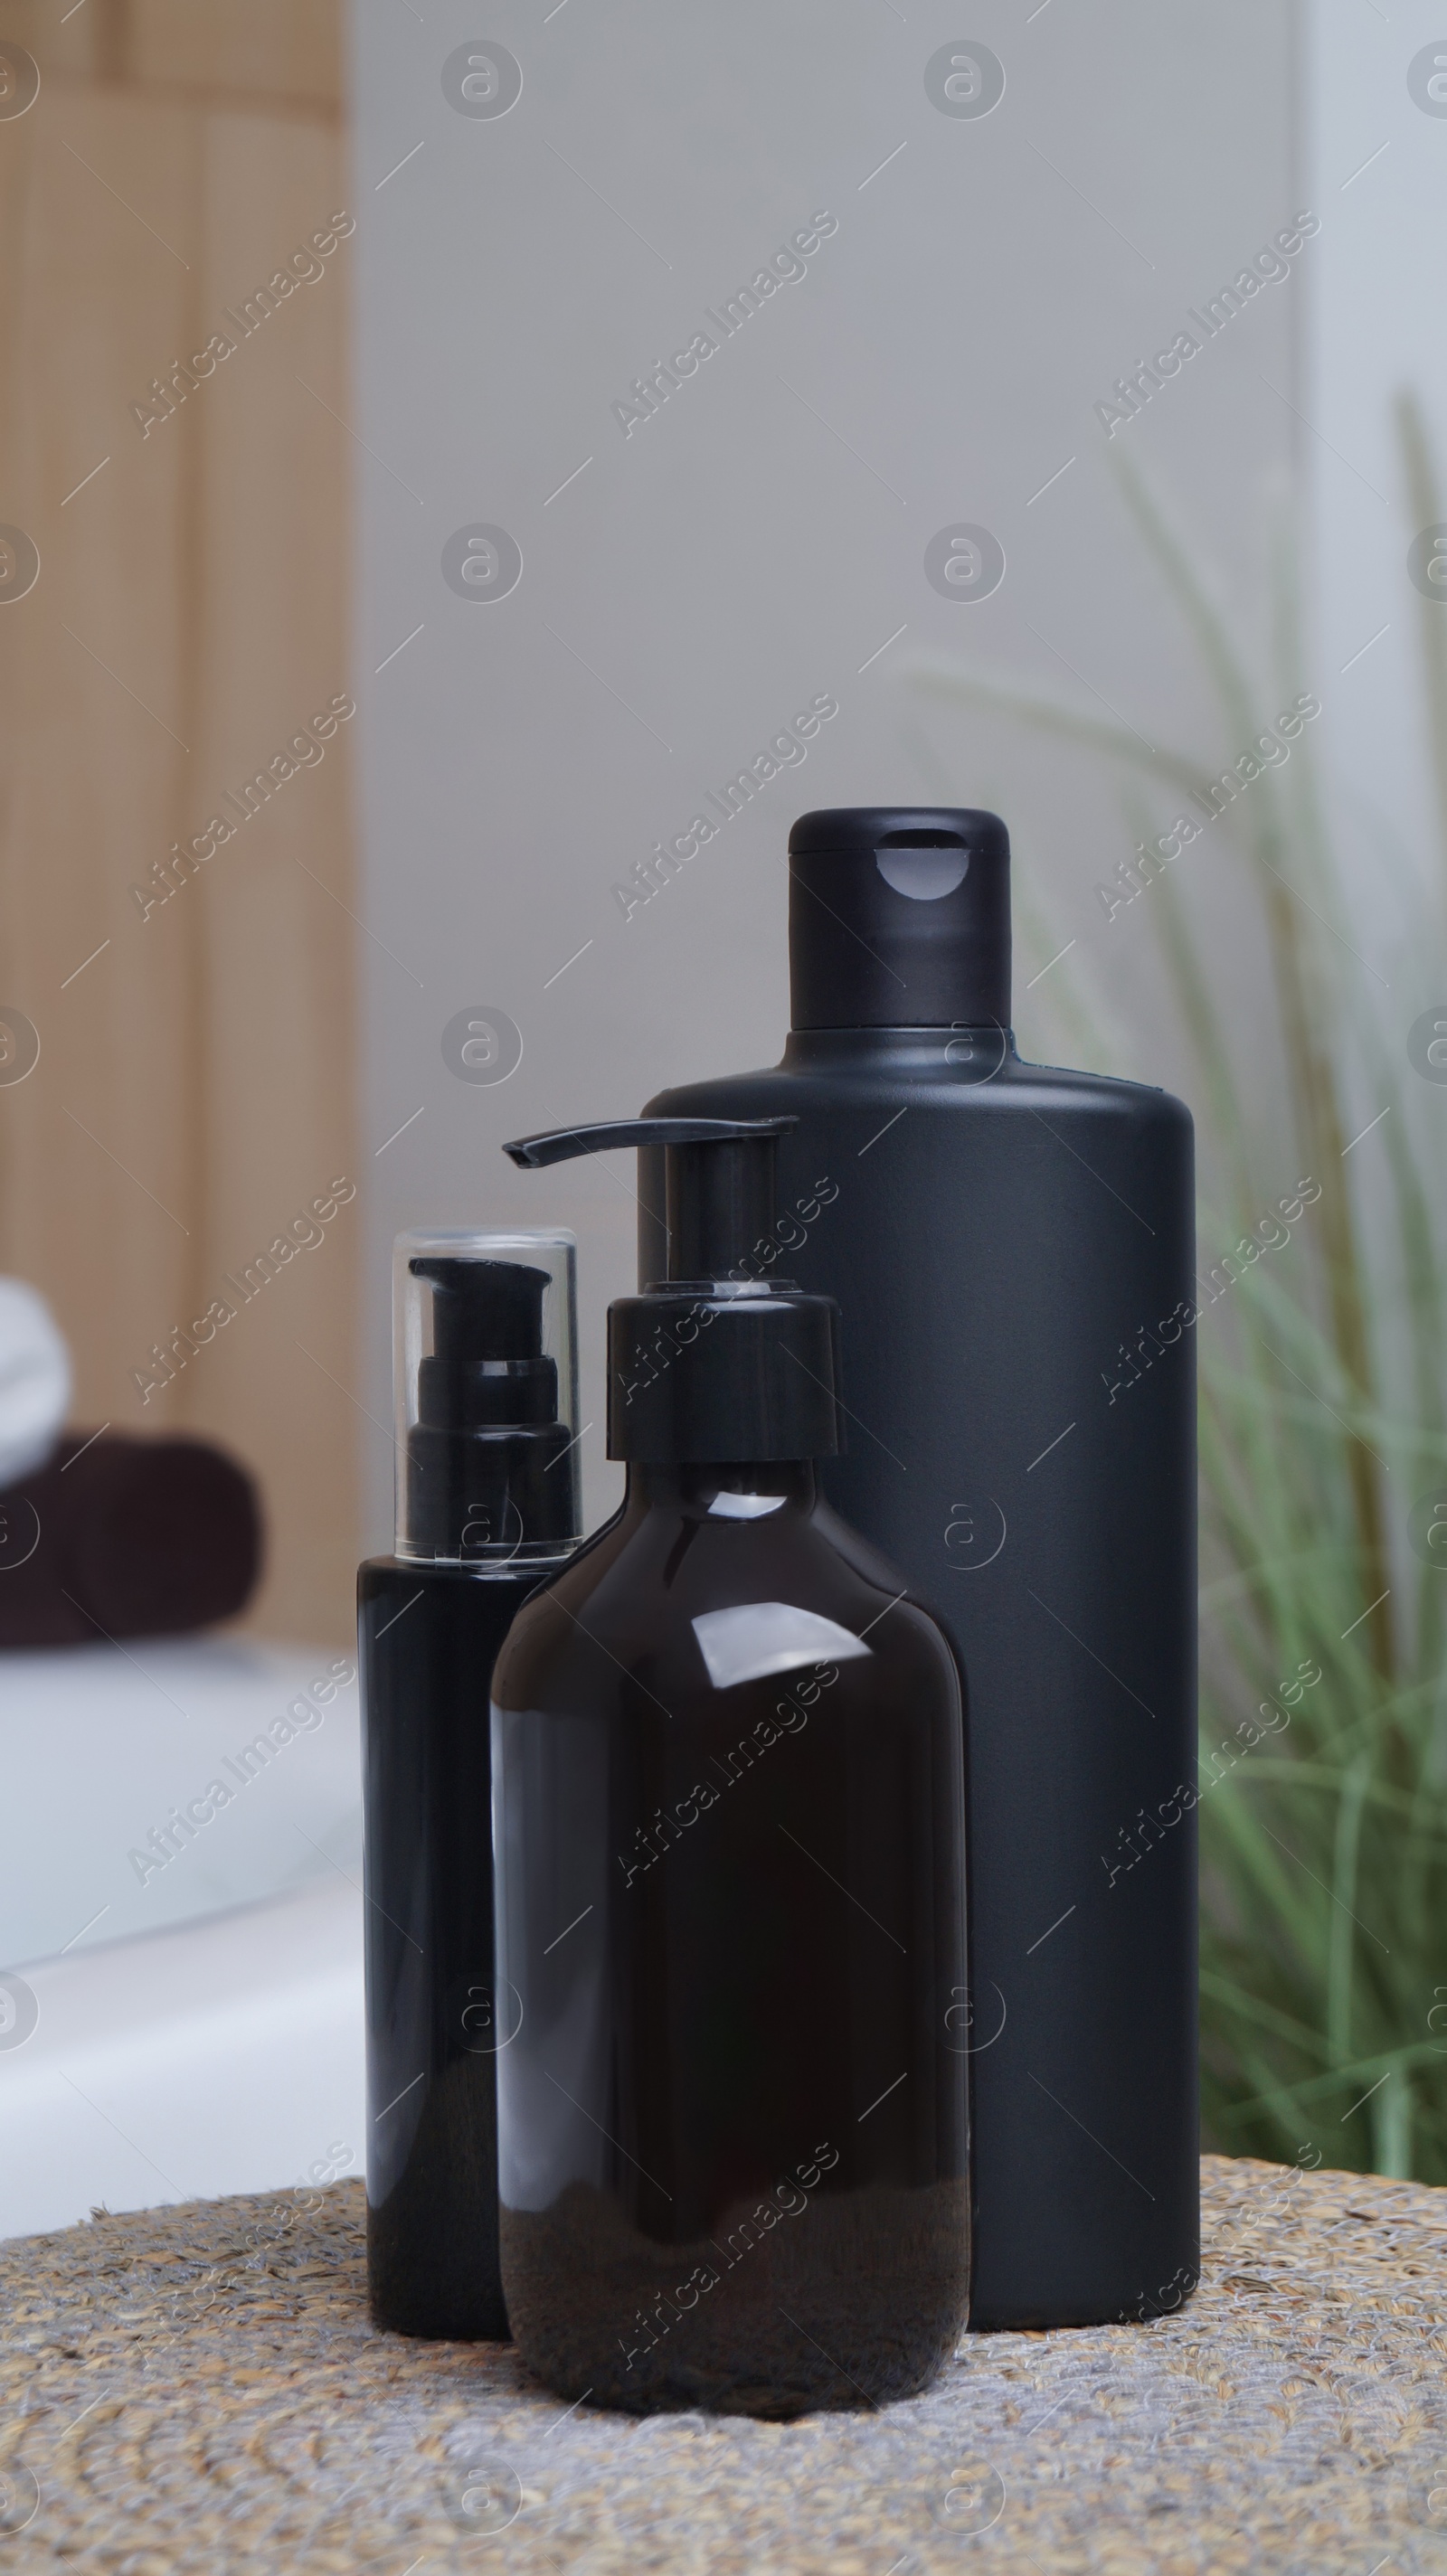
[[1, 2153, 1444, 2571]]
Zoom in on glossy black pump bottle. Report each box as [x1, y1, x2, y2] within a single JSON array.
[[489, 1117, 970, 2415], [640, 809, 1199, 2333], [359, 1233, 582, 2336]]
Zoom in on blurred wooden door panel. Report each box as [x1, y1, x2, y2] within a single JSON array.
[[0, 4, 357, 1642]]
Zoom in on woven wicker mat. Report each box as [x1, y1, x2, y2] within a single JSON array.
[[1, 2154, 1444, 2574]]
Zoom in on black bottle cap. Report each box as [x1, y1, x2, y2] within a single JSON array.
[[788, 806, 1011, 1031], [504, 1118, 842, 1464]]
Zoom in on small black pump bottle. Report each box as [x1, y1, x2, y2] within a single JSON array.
[[359, 1231, 582, 2337], [489, 1117, 969, 2416]]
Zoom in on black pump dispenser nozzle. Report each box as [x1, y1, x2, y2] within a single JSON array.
[[403, 1253, 576, 1559], [411, 1255, 548, 1367], [409, 1255, 559, 1432], [503, 1117, 842, 1463], [506, 1116, 794, 1287]]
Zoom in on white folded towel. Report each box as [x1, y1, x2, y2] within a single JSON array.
[[0, 1279, 72, 1488]]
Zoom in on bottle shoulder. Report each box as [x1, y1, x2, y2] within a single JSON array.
[[644, 1048, 1192, 1134], [490, 1503, 960, 1716]]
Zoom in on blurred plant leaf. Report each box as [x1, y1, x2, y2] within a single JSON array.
[[911, 436, 1447, 2177]]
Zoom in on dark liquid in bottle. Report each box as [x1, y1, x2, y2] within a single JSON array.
[[492, 1463, 969, 2415]]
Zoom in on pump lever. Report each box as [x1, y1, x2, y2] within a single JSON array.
[[504, 1116, 797, 1170]]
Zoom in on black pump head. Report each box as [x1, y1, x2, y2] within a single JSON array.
[[503, 1117, 841, 1464], [788, 806, 1011, 1031], [402, 1250, 575, 1557], [506, 1117, 796, 1287], [409, 1254, 548, 1363]]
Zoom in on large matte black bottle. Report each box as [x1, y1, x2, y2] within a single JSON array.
[[490, 1117, 969, 2413], [360, 1231, 582, 2337], [639, 809, 1198, 2332]]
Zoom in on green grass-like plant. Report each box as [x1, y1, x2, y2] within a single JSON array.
[[913, 410, 1447, 2178]]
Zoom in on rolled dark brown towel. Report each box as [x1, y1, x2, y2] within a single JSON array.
[[0, 1433, 263, 1647]]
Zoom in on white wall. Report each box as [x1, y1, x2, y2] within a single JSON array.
[[351, 0, 1301, 1536], [1304, 0, 1447, 956]]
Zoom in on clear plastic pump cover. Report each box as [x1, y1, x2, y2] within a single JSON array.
[[393, 1228, 582, 1565]]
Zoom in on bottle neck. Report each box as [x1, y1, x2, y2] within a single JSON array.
[[624, 1459, 818, 1514]]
